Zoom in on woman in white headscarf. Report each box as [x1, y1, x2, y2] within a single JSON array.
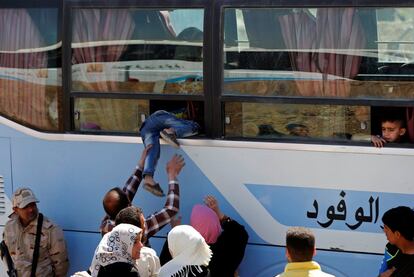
[[90, 223, 144, 277], [159, 225, 212, 277]]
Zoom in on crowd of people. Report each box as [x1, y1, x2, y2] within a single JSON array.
[[1, 110, 414, 277]]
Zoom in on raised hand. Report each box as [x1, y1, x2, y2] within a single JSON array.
[[204, 195, 224, 220], [166, 154, 185, 181]]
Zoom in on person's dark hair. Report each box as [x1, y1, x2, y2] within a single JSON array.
[[103, 187, 130, 219], [286, 227, 315, 262], [115, 206, 144, 228], [380, 111, 406, 128], [286, 123, 307, 131], [382, 206, 414, 241], [257, 124, 284, 137]]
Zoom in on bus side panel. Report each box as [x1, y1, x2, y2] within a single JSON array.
[[0, 138, 13, 277], [0, 138, 13, 218], [64, 231, 102, 274], [0, 122, 410, 276]]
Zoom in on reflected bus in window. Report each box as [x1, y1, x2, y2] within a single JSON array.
[[71, 8, 204, 95]]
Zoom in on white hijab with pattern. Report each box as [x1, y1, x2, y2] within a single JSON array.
[[90, 223, 142, 277]]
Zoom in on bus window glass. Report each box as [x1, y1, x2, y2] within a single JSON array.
[[223, 8, 414, 100], [225, 102, 371, 141], [0, 8, 61, 131], [377, 8, 414, 63], [74, 98, 149, 132], [71, 8, 204, 95]]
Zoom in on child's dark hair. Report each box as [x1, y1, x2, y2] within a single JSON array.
[[380, 110, 406, 128], [382, 206, 414, 241]]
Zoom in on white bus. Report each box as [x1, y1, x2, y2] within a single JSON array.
[[0, 0, 413, 275]]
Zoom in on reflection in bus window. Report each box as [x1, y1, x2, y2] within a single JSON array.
[[74, 98, 149, 132], [224, 102, 370, 141], [0, 8, 61, 130], [223, 7, 414, 99], [377, 8, 414, 63], [71, 8, 204, 95]]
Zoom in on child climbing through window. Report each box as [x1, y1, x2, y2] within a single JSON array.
[[139, 110, 200, 196]]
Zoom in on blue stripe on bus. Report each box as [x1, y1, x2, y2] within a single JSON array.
[[246, 184, 414, 232]]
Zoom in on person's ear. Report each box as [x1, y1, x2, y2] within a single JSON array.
[[399, 128, 407, 136], [313, 247, 317, 257], [286, 248, 291, 262], [12, 207, 17, 213], [395, 230, 401, 239]]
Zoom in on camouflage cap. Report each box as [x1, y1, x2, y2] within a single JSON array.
[[12, 187, 39, 209]]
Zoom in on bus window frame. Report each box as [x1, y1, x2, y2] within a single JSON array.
[[62, 0, 213, 135], [0, 0, 63, 133], [215, 0, 414, 144]]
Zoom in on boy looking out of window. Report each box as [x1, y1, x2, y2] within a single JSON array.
[[371, 116, 407, 148]]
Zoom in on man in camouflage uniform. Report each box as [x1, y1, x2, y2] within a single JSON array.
[[2, 188, 69, 277]]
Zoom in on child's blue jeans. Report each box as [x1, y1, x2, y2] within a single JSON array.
[[139, 110, 199, 177]]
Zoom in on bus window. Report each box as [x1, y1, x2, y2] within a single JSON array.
[[71, 8, 204, 95], [224, 102, 370, 141], [74, 98, 149, 133], [377, 8, 414, 63], [149, 100, 205, 133], [223, 7, 414, 100], [222, 7, 414, 145], [0, 8, 61, 131]]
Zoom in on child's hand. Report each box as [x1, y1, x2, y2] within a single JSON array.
[[138, 145, 152, 169], [371, 135, 386, 148]]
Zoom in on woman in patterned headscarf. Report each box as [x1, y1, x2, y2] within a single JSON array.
[[159, 225, 212, 277], [90, 223, 143, 277]]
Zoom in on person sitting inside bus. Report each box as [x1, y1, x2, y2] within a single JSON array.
[[100, 151, 184, 240], [379, 206, 414, 277], [371, 115, 407, 148], [139, 110, 199, 197], [275, 227, 334, 277], [286, 123, 310, 137], [160, 195, 249, 277]]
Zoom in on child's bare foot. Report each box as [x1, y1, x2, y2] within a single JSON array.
[[143, 176, 165, 197]]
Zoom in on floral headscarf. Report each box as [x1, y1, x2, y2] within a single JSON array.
[[90, 223, 142, 277]]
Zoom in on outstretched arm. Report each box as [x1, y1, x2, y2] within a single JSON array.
[[205, 195, 249, 276], [145, 155, 185, 238], [123, 145, 152, 202]]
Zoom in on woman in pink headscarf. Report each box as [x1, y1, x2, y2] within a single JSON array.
[[160, 195, 249, 277]]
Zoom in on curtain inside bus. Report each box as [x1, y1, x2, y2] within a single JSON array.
[[406, 107, 414, 142], [0, 9, 59, 130], [279, 8, 366, 97], [72, 9, 135, 91]]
